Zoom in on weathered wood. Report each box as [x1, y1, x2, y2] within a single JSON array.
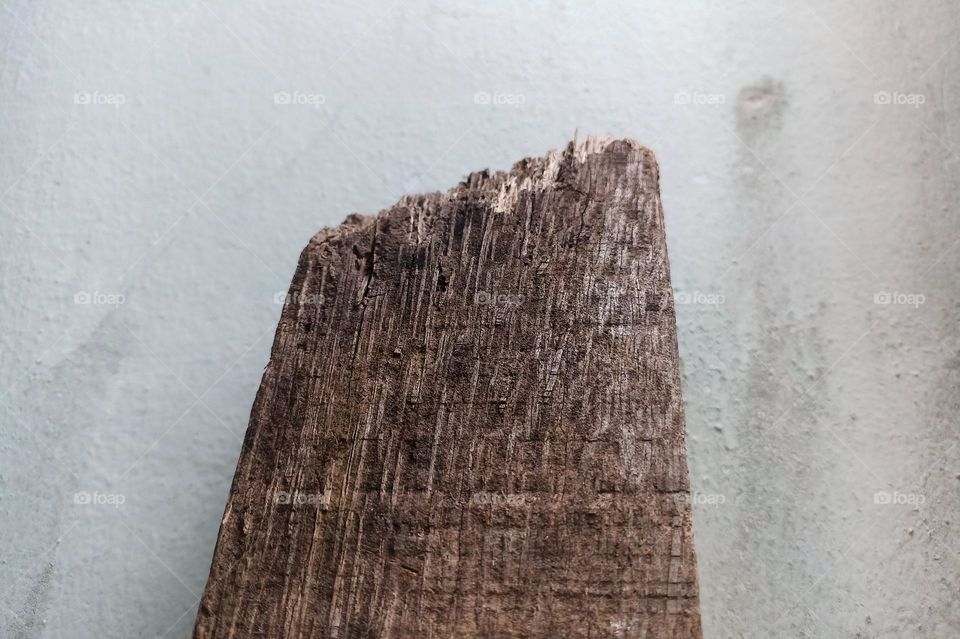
[[194, 137, 702, 638]]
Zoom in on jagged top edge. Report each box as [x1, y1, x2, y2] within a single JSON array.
[[308, 136, 656, 247]]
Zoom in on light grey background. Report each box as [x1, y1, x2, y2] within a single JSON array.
[[1, 1, 958, 637]]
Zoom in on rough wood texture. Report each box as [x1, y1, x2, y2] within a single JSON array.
[[194, 137, 702, 639]]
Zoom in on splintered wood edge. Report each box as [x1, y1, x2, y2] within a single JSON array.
[[303, 136, 659, 250]]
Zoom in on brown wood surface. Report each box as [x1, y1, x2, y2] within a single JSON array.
[[193, 137, 702, 639]]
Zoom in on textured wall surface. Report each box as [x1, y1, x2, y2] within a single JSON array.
[[0, 2, 957, 638]]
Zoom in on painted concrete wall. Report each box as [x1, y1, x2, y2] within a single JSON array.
[[1, 1, 957, 637]]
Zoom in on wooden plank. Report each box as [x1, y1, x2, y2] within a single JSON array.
[[194, 137, 702, 639]]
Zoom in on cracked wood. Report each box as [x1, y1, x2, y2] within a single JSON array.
[[194, 137, 703, 639]]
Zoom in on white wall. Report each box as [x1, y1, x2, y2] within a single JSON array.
[[1, 2, 958, 637]]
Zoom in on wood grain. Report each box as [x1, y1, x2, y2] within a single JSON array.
[[194, 137, 702, 639]]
